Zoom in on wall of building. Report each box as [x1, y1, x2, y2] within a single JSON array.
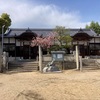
[[4, 38, 30, 46], [3, 36, 100, 58]]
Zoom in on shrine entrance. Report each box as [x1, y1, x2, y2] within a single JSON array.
[[16, 29, 38, 60], [72, 29, 93, 58], [23, 45, 38, 59]]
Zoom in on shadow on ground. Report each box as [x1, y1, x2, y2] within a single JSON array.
[[14, 90, 44, 100]]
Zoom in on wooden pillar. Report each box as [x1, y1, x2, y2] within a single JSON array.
[[15, 34, 16, 60], [88, 41, 90, 56], [29, 41, 31, 59], [94, 37, 95, 49], [86, 41, 88, 56], [94, 37, 96, 55], [79, 56, 82, 71], [39, 45, 42, 72], [71, 41, 73, 54], [23, 41, 24, 59], [20, 40, 21, 59], [9, 38, 10, 57], [8, 38, 10, 57], [76, 45, 79, 70]]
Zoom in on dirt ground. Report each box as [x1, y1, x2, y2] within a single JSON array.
[[0, 69, 100, 100]]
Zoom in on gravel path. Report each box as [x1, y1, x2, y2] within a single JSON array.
[[0, 69, 100, 100]]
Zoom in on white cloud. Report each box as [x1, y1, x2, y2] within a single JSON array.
[[0, 0, 89, 28]]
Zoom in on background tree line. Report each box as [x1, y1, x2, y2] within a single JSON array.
[[86, 21, 100, 35]]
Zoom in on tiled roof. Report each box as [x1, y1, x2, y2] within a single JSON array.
[[4, 28, 97, 37]]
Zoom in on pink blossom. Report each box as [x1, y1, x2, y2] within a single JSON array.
[[31, 32, 55, 48]]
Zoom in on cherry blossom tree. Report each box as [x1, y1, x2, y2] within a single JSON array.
[[31, 33, 55, 72], [31, 34, 55, 48]]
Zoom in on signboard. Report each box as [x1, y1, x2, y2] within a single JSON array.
[[51, 51, 65, 61]]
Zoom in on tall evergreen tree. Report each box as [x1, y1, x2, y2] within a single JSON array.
[[86, 21, 100, 35]]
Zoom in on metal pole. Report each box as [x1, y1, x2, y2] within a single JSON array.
[[2, 25, 5, 55]]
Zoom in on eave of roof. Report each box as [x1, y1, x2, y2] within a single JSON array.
[[1, 28, 97, 38]]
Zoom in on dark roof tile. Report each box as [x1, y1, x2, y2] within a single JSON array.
[[4, 28, 97, 37]]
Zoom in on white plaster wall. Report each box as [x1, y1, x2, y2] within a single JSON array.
[[24, 41, 30, 45], [72, 38, 100, 44], [4, 38, 15, 43], [3, 38, 9, 43], [95, 38, 100, 43], [4, 38, 31, 46], [73, 41, 88, 45], [16, 40, 20, 46], [90, 38, 94, 43], [72, 41, 77, 45], [10, 38, 15, 43], [90, 38, 100, 43], [3, 37, 100, 48]]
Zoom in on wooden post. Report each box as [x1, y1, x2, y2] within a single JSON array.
[[39, 45, 42, 72], [79, 56, 82, 71], [15, 34, 16, 60], [76, 45, 79, 70], [29, 41, 31, 60]]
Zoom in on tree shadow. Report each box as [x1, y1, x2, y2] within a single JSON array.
[[14, 90, 44, 100]]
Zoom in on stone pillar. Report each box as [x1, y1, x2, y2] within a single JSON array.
[[1, 51, 8, 72], [3, 52, 6, 68], [79, 56, 82, 71], [76, 45, 79, 70], [0, 42, 2, 72], [39, 45, 42, 72]]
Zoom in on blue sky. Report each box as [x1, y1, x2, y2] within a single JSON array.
[[37, 0, 100, 21], [0, 0, 100, 28]]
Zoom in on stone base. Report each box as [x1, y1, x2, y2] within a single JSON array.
[[43, 66, 60, 73]]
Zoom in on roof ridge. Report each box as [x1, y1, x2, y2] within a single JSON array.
[[9, 28, 54, 31]]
